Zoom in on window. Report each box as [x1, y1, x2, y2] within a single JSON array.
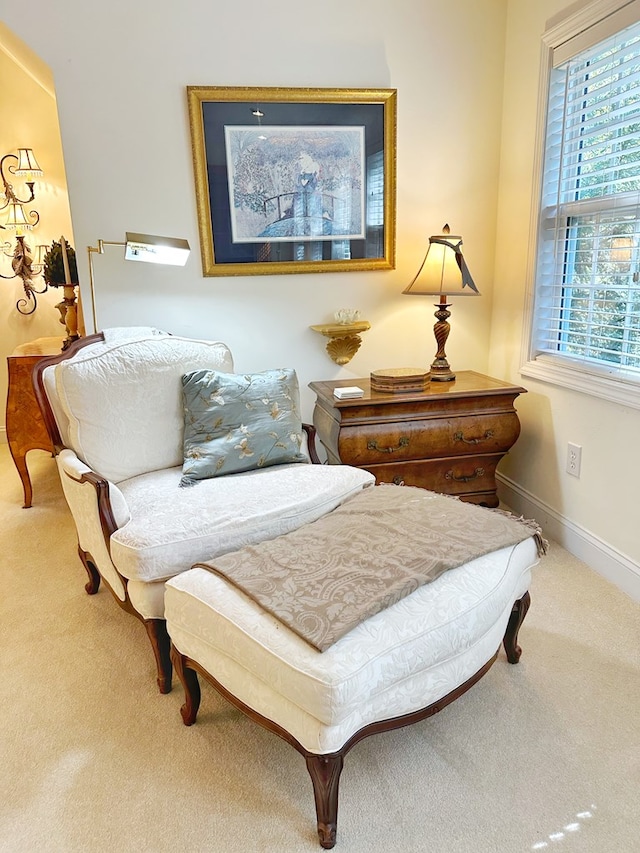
[[365, 149, 384, 256], [366, 149, 384, 228], [524, 0, 640, 406]]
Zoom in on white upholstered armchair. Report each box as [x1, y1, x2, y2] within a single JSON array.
[[33, 328, 374, 693]]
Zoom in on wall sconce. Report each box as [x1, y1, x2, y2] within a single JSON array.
[[403, 224, 480, 381], [0, 148, 47, 314], [1, 148, 42, 222], [87, 232, 191, 331]]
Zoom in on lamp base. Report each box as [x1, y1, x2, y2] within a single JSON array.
[[430, 301, 455, 381], [429, 358, 455, 382]]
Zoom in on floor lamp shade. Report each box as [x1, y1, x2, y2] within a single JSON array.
[[87, 233, 191, 332]]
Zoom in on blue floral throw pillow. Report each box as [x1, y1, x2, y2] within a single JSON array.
[[180, 368, 308, 486]]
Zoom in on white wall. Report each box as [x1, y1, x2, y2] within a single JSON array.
[[0, 23, 77, 435], [1, 0, 508, 422], [493, 0, 640, 597]]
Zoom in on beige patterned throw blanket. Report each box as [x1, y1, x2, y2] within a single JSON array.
[[196, 485, 547, 652]]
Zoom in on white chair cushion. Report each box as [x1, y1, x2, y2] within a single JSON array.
[[165, 536, 538, 754], [43, 327, 170, 449], [110, 464, 375, 583], [53, 335, 233, 483]]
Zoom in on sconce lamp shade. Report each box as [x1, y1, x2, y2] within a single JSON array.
[[4, 201, 32, 229], [403, 224, 479, 382], [14, 148, 43, 177], [124, 232, 190, 266]]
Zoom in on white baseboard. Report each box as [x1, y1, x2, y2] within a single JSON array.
[[497, 473, 640, 603]]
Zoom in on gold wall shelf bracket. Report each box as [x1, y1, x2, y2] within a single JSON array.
[[310, 320, 371, 365]]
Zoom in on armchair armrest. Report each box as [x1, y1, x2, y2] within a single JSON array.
[[56, 449, 131, 601], [302, 423, 321, 464], [57, 449, 130, 546]]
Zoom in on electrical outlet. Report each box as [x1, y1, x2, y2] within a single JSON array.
[[566, 442, 582, 477]]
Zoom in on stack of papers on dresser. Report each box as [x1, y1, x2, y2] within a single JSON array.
[[333, 386, 364, 399]]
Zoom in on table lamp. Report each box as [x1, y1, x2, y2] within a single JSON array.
[[403, 224, 479, 381]]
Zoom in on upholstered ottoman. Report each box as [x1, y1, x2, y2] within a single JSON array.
[[165, 485, 545, 848]]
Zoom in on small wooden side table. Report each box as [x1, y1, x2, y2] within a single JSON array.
[[309, 371, 526, 508], [6, 336, 64, 508]]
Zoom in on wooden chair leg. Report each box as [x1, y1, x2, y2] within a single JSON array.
[[144, 619, 172, 694], [503, 591, 531, 663], [305, 753, 344, 849], [170, 645, 202, 725], [78, 546, 101, 595]]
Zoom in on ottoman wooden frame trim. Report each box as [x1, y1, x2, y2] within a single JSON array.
[[170, 591, 531, 848]]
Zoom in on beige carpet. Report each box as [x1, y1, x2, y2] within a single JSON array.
[[1, 445, 638, 853]]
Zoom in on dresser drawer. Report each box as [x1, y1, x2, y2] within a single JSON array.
[[337, 414, 520, 465], [361, 454, 501, 495]]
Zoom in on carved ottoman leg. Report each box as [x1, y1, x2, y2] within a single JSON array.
[[144, 618, 172, 694], [78, 546, 101, 595], [503, 591, 531, 664], [171, 645, 201, 726], [305, 753, 344, 849]]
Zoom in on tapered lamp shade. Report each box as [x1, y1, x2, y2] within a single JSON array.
[[403, 225, 479, 381], [403, 226, 479, 298], [4, 201, 32, 229], [14, 148, 43, 177]]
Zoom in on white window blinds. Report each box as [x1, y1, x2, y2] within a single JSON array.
[[533, 13, 640, 374]]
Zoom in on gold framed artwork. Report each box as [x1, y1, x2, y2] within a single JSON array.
[[186, 86, 397, 277]]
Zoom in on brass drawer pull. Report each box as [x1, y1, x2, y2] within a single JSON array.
[[367, 437, 410, 454], [453, 429, 494, 445], [445, 467, 485, 483]]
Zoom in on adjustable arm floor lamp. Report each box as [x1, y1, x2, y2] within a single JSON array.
[[87, 232, 190, 331]]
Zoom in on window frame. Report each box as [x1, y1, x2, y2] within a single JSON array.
[[520, 0, 640, 410]]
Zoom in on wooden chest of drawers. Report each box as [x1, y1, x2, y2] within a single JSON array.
[[6, 336, 64, 507], [309, 371, 526, 507]]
